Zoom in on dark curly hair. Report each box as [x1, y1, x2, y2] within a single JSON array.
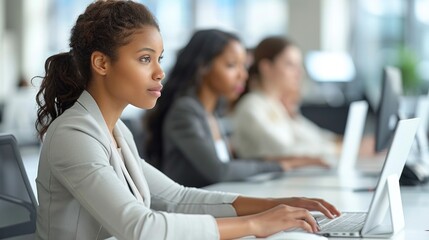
[[35, 0, 159, 140]]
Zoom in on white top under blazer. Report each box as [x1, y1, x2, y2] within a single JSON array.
[[35, 90, 238, 240]]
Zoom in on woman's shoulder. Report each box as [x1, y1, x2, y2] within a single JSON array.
[[234, 91, 269, 112], [163, 95, 207, 131], [44, 103, 108, 148], [168, 95, 205, 116], [240, 91, 267, 103]]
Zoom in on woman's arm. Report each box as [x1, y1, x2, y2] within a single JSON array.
[[164, 98, 282, 183]]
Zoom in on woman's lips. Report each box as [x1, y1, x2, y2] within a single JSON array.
[[235, 85, 245, 94], [148, 85, 163, 97]]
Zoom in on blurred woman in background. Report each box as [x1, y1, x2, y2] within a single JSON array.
[[232, 36, 341, 162]]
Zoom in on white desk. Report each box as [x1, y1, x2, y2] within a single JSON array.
[[204, 173, 429, 240]]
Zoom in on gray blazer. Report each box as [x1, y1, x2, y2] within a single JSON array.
[[162, 93, 282, 188], [36, 91, 238, 240]]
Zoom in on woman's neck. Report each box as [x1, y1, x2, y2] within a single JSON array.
[[197, 84, 218, 113], [259, 77, 282, 99], [86, 86, 125, 134]]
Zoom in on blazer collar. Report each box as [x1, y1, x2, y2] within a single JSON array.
[[76, 90, 112, 146]]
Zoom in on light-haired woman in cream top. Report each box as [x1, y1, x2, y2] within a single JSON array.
[[232, 37, 341, 161], [35, 2, 340, 239]]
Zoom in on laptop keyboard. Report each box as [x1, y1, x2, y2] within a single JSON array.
[[316, 212, 367, 232]]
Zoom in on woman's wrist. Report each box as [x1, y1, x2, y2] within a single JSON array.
[[232, 196, 280, 216], [244, 214, 257, 236], [216, 215, 254, 240]]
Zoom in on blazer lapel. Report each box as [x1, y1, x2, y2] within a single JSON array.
[[114, 126, 151, 207], [109, 144, 128, 185]]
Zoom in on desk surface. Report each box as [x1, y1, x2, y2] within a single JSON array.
[[204, 172, 429, 240]]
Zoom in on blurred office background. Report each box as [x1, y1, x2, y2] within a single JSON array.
[[1, 0, 429, 145]]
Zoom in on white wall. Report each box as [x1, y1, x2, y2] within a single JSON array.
[[288, 0, 322, 53], [287, 0, 352, 105], [288, 0, 351, 54]]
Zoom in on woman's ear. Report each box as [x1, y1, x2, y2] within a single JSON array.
[[200, 64, 211, 77], [91, 51, 109, 76], [258, 59, 272, 77], [199, 64, 212, 84]]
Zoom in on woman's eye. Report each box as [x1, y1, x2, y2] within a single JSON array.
[[140, 56, 151, 63], [158, 55, 164, 63], [227, 62, 236, 68]]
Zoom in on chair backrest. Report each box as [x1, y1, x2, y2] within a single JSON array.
[[0, 134, 37, 239]]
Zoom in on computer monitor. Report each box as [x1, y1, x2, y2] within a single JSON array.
[[375, 66, 402, 152]]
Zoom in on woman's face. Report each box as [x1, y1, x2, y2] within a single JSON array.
[[202, 40, 248, 101], [104, 26, 164, 109], [268, 45, 303, 92]]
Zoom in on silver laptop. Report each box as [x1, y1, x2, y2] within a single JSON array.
[[315, 118, 420, 238]]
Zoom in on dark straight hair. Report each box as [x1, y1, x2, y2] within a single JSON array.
[[35, 0, 159, 140], [144, 29, 240, 169]]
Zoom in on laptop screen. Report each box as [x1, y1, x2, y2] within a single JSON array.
[[0, 135, 37, 237]]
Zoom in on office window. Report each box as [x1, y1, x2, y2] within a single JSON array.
[[143, 0, 193, 73], [413, 0, 429, 82], [20, 0, 288, 92], [194, 0, 287, 47], [49, 0, 92, 53], [352, 0, 405, 108]]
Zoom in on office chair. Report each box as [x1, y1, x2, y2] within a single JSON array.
[[0, 134, 37, 239]]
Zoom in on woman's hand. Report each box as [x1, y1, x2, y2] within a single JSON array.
[[279, 157, 330, 171], [247, 204, 319, 237], [275, 197, 341, 219], [359, 135, 376, 157], [225, 196, 340, 239], [217, 204, 320, 239]]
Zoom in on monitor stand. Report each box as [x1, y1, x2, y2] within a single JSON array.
[[361, 174, 404, 238]]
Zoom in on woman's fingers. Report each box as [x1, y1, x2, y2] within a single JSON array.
[[250, 204, 326, 237], [305, 198, 341, 218], [283, 197, 341, 218], [292, 157, 330, 169], [288, 208, 319, 233]]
